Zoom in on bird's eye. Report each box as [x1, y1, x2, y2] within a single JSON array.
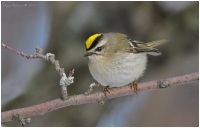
[[95, 47, 102, 52]]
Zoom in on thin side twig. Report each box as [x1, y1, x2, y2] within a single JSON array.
[[1, 43, 74, 100], [1, 72, 198, 123]]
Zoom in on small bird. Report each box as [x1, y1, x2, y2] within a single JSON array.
[[84, 32, 167, 94]]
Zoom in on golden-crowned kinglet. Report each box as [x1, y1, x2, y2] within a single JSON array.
[[84, 32, 167, 93]]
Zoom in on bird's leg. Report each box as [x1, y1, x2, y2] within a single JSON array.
[[103, 85, 110, 96], [130, 79, 138, 94]]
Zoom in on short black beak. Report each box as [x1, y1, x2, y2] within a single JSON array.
[[84, 52, 93, 57]]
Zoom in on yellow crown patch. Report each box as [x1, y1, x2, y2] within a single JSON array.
[[85, 33, 102, 49]]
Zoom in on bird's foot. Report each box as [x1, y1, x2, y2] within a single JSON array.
[[103, 86, 110, 96], [130, 79, 138, 94]]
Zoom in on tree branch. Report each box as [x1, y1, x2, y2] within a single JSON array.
[[1, 43, 74, 100], [2, 72, 198, 123]]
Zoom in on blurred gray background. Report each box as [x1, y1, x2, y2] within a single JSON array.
[[1, 1, 199, 127]]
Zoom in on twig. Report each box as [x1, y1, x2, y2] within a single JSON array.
[[1, 43, 74, 100], [12, 113, 31, 127], [2, 72, 198, 123], [1, 43, 43, 59]]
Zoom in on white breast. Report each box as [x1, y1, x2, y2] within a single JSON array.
[[88, 53, 147, 87], [89, 53, 147, 87]]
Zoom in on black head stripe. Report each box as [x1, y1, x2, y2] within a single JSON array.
[[86, 34, 103, 51]]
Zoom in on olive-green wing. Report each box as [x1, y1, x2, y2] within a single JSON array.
[[129, 39, 168, 56]]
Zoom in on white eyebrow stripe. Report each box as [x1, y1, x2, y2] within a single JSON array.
[[95, 40, 107, 47]]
